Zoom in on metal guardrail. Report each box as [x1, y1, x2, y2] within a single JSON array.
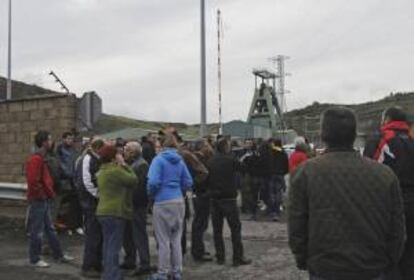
[[0, 182, 26, 200]]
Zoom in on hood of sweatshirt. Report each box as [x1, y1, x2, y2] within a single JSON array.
[[160, 148, 182, 165]]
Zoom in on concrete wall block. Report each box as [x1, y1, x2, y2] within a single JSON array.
[[30, 110, 44, 121], [8, 122, 22, 132], [8, 164, 24, 175], [0, 133, 16, 144], [21, 121, 36, 133], [55, 96, 74, 107], [59, 107, 75, 118], [13, 111, 30, 122], [8, 143, 23, 154], [38, 100, 55, 109], [43, 108, 60, 120], [23, 100, 38, 111], [58, 118, 75, 130], [0, 104, 8, 114], [37, 120, 54, 131], [0, 124, 7, 133], [0, 112, 11, 122], [0, 154, 26, 164], [0, 174, 15, 182], [8, 102, 23, 112], [0, 164, 8, 175]]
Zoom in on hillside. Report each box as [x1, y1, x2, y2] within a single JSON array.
[[285, 92, 414, 143], [92, 114, 219, 137], [2, 75, 413, 138]]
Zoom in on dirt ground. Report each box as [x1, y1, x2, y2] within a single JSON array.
[[0, 210, 307, 280]]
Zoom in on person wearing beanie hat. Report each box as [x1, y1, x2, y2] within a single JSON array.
[[96, 144, 138, 280]]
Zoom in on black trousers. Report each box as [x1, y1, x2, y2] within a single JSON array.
[[211, 199, 244, 262], [123, 207, 151, 269], [191, 194, 211, 258], [82, 208, 103, 271], [181, 197, 190, 256], [399, 201, 414, 280]]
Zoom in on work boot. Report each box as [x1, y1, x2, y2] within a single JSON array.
[[81, 269, 101, 278], [216, 258, 225, 265], [233, 257, 252, 267], [120, 263, 136, 270], [131, 265, 157, 276]]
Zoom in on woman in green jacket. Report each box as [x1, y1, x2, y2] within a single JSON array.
[[96, 144, 138, 280]]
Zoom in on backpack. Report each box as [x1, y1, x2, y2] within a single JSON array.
[[393, 133, 414, 188]]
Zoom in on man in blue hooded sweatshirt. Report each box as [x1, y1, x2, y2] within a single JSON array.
[[147, 134, 193, 280]]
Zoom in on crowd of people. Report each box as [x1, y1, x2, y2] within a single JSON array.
[[24, 105, 414, 280]]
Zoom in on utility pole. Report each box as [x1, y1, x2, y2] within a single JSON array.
[[200, 0, 207, 137], [217, 9, 223, 135], [6, 0, 12, 100]]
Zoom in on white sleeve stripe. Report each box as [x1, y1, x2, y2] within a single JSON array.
[[82, 154, 98, 198], [378, 144, 395, 164]]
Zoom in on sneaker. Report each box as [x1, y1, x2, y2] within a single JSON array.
[[81, 269, 101, 278], [30, 260, 50, 268], [233, 257, 252, 267], [57, 254, 75, 263], [147, 273, 168, 280], [172, 272, 183, 280]]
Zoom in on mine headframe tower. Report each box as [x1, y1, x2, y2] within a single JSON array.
[[247, 69, 285, 132]]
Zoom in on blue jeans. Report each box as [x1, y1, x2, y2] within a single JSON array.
[[268, 175, 285, 215], [27, 199, 63, 264], [99, 216, 126, 280]]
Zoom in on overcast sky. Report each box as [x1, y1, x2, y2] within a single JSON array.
[[0, 0, 413, 123]]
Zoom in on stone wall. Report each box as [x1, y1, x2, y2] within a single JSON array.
[[0, 94, 78, 183]]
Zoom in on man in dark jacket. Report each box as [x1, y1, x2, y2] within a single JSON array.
[[289, 107, 405, 280], [207, 138, 252, 267], [191, 140, 214, 262], [244, 141, 273, 220], [176, 133, 208, 257], [121, 141, 155, 276], [75, 138, 104, 278], [26, 131, 73, 268], [367, 107, 414, 280], [142, 134, 156, 165], [269, 138, 289, 221], [56, 132, 82, 232]]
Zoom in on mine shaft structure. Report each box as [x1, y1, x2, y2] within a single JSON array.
[[247, 69, 286, 132]]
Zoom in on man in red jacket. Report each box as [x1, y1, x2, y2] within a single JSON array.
[[289, 137, 309, 173], [26, 130, 73, 268]]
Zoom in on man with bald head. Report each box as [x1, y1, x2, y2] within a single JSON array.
[[121, 141, 155, 276]]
